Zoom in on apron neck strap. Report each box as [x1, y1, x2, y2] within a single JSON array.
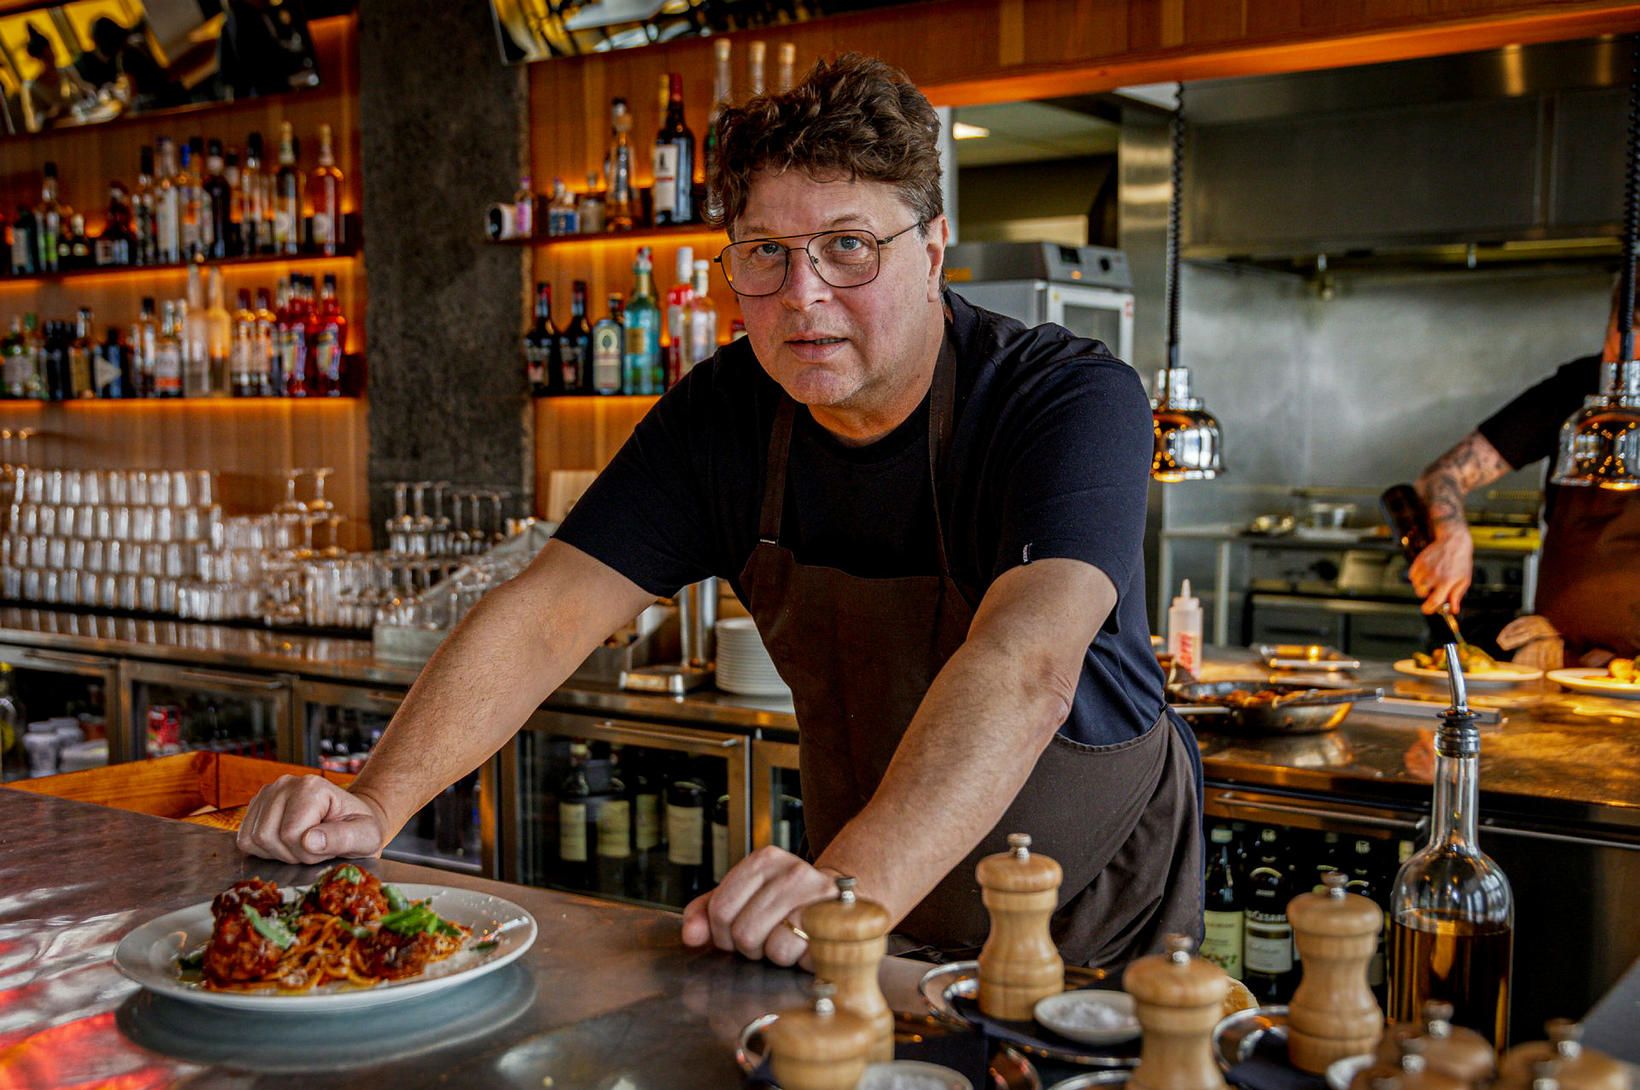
[[757, 325, 959, 562]]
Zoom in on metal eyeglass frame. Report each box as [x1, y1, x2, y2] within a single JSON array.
[[712, 220, 925, 297]]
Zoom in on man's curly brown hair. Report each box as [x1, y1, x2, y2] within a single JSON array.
[[707, 52, 943, 240]]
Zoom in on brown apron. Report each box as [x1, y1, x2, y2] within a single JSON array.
[[1536, 484, 1640, 659], [738, 332, 1203, 967]]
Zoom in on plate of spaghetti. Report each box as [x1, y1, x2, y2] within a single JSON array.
[[114, 865, 537, 1011]]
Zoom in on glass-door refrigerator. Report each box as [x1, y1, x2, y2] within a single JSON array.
[[293, 679, 496, 878], [751, 736, 804, 856], [122, 660, 293, 762], [0, 643, 122, 781], [505, 710, 749, 911]]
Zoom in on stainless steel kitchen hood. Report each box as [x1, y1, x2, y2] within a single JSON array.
[[1171, 36, 1631, 267]]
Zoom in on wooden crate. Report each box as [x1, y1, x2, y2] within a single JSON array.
[[3, 752, 352, 830]]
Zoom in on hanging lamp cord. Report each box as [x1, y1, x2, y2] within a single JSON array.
[[1163, 82, 1185, 401], [1619, 36, 1640, 367]]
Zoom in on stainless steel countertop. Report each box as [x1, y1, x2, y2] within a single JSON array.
[[0, 788, 937, 1088], [1, 606, 1636, 830]]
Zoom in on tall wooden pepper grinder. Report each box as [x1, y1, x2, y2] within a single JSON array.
[[1124, 934, 1230, 1090], [1288, 870, 1385, 1073], [1499, 1021, 1630, 1090], [764, 979, 874, 1090], [977, 832, 1064, 1020], [803, 875, 893, 1063]]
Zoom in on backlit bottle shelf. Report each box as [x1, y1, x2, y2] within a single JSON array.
[[492, 225, 725, 248], [0, 248, 363, 289]]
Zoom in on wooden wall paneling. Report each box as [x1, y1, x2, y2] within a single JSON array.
[[532, 395, 655, 515]]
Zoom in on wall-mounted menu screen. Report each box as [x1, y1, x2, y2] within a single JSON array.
[[490, 0, 930, 63], [0, 0, 338, 137]]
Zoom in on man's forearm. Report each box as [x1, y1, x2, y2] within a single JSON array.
[[813, 635, 1068, 924], [1416, 431, 1512, 531]]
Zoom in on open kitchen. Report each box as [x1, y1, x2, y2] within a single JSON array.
[[1, 2, 1638, 1088]]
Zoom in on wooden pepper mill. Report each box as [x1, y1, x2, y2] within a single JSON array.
[[803, 875, 893, 1063], [1287, 870, 1385, 1073], [764, 979, 874, 1090], [1499, 1021, 1630, 1090], [1350, 1040, 1468, 1090], [1378, 1000, 1498, 1085], [977, 832, 1064, 1020], [1123, 934, 1230, 1090]]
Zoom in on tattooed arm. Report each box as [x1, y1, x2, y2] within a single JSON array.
[[1409, 432, 1512, 614]]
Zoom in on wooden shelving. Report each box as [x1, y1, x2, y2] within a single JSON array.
[[0, 249, 361, 289], [492, 224, 726, 248]]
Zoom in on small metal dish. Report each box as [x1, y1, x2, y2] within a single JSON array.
[[1212, 1004, 1289, 1072], [737, 1009, 1042, 1089], [919, 961, 1136, 1069], [1046, 1073, 1130, 1089], [1254, 644, 1362, 673]]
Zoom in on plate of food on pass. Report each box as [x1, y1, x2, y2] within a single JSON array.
[[114, 864, 537, 1011], [1393, 644, 1543, 686], [1547, 657, 1640, 699]]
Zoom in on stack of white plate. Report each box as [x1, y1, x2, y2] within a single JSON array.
[[715, 618, 791, 697]]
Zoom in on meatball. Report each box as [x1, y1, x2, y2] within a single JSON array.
[[308, 864, 388, 923], [358, 930, 439, 981], [203, 910, 284, 986], [210, 878, 283, 923]]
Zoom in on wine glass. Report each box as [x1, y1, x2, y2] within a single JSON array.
[[307, 467, 336, 518], [430, 481, 451, 556]]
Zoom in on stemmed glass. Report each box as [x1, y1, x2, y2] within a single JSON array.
[[486, 491, 506, 546]]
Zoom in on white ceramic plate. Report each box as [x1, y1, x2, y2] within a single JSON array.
[[1547, 668, 1640, 700], [1326, 1054, 1375, 1090], [1393, 659, 1543, 687], [114, 883, 537, 1012], [858, 1060, 969, 1090], [1033, 991, 1140, 1046]]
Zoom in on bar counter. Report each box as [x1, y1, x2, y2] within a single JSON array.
[[0, 786, 885, 1088], [1, 605, 1635, 830]]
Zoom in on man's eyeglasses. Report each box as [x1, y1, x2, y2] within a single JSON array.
[[713, 221, 925, 298]]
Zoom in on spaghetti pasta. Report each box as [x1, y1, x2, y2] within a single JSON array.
[[186, 867, 471, 993]]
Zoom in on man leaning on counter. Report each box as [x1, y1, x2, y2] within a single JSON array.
[[238, 53, 1203, 968]]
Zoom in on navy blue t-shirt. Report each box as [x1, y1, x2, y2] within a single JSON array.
[[556, 290, 1166, 746]]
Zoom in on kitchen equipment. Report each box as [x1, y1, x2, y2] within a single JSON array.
[[919, 961, 1136, 1068], [943, 243, 1135, 363], [1307, 502, 1358, 530], [1212, 1006, 1289, 1071], [1170, 682, 1382, 734], [1286, 871, 1384, 1073], [804, 875, 893, 1063], [1246, 514, 1297, 537], [715, 617, 790, 697], [1255, 644, 1362, 672], [737, 1008, 1045, 1088], [624, 578, 719, 694], [978, 833, 1064, 1021], [1033, 991, 1140, 1047], [1124, 934, 1229, 1090]]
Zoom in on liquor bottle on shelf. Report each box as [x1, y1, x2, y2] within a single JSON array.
[[154, 138, 181, 265], [560, 280, 593, 394], [133, 297, 158, 397], [547, 178, 578, 236], [665, 247, 695, 387], [133, 146, 157, 266], [68, 308, 94, 399], [524, 281, 561, 396], [275, 277, 309, 397], [512, 174, 534, 242], [254, 288, 278, 394], [748, 41, 767, 98], [1347, 838, 1389, 1004], [624, 247, 662, 395], [205, 268, 232, 396], [606, 98, 635, 231], [592, 293, 625, 395], [3, 318, 28, 398], [310, 124, 345, 255], [64, 214, 92, 271], [1390, 646, 1514, 1048], [96, 326, 131, 400], [223, 149, 243, 256], [309, 274, 347, 396], [96, 183, 136, 268], [230, 290, 261, 396], [42, 320, 71, 402], [241, 132, 266, 255], [775, 788, 804, 853], [597, 752, 634, 897], [183, 264, 209, 397], [686, 259, 717, 373], [558, 741, 595, 890], [653, 73, 695, 226], [1243, 826, 1296, 1002], [665, 762, 710, 905], [710, 793, 733, 884], [204, 140, 232, 259], [705, 39, 732, 220], [578, 172, 605, 234], [274, 122, 303, 255], [36, 162, 65, 273], [1201, 824, 1244, 980], [177, 138, 203, 261], [776, 43, 797, 93], [12, 203, 38, 275], [629, 748, 661, 882]]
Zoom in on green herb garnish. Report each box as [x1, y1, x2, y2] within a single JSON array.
[[244, 904, 296, 949], [378, 900, 462, 938], [334, 864, 364, 884], [178, 947, 206, 970], [384, 885, 409, 913], [472, 940, 498, 952]]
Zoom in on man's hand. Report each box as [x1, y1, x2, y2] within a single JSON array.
[[1409, 522, 1474, 615], [237, 775, 390, 864], [680, 846, 838, 966], [1498, 614, 1565, 671]]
